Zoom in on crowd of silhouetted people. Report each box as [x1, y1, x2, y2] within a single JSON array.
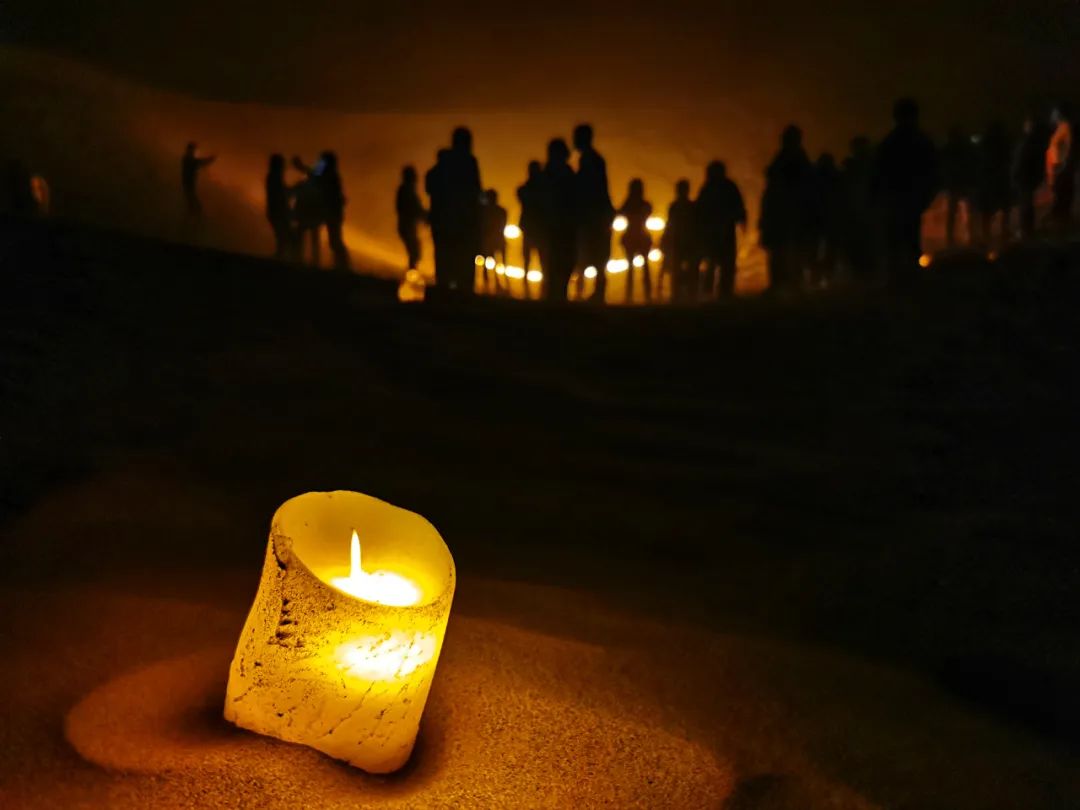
[[6, 96, 1077, 304], [392, 99, 1075, 301]]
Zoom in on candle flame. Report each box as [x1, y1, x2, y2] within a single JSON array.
[[330, 530, 422, 607]]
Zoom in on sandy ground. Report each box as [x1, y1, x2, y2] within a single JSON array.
[[3, 220, 1080, 807]]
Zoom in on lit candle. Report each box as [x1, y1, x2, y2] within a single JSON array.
[[225, 492, 455, 774]]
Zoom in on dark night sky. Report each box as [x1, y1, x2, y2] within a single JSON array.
[[4, 0, 1078, 123]]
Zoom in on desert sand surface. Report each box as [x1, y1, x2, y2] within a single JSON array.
[[3, 219, 1080, 807]]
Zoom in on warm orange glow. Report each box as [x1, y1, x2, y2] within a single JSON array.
[[475, 255, 486, 267], [526, 269, 543, 283], [646, 216, 666, 233], [504, 224, 522, 240], [330, 531, 422, 607], [648, 248, 663, 262], [919, 254, 932, 268], [607, 258, 629, 274], [496, 263, 507, 276], [632, 255, 646, 268], [583, 265, 599, 279], [485, 256, 497, 271], [612, 215, 629, 233], [505, 265, 526, 280]]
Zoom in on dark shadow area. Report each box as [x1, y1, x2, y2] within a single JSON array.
[[939, 654, 1080, 749]]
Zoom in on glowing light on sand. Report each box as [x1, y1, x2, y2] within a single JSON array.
[[495, 264, 507, 276], [583, 266, 599, 280], [505, 266, 526, 280], [648, 248, 663, 263], [504, 224, 522, 240], [607, 259, 629, 274], [632, 255, 646, 268], [485, 257, 497, 271], [919, 254, 932, 268], [475, 255, 485, 267], [612, 215, 629, 233], [526, 269, 543, 283], [646, 216, 666, 233]]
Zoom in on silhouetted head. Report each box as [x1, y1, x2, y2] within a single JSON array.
[[706, 161, 727, 182], [675, 179, 691, 200], [527, 160, 542, 179], [547, 138, 571, 166], [485, 188, 499, 205], [319, 151, 338, 174], [894, 98, 920, 129], [781, 125, 803, 151], [817, 153, 836, 172], [269, 154, 285, 173], [185, 142, 197, 155], [573, 124, 594, 152], [452, 127, 473, 153], [627, 178, 644, 199], [437, 148, 451, 164], [402, 165, 418, 184]]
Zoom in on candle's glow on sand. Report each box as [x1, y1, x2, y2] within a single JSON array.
[[330, 531, 422, 607], [612, 215, 629, 233], [646, 216, 666, 233]]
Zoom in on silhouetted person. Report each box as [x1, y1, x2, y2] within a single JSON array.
[[1012, 114, 1048, 240], [760, 125, 814, 293], [573, 124, 615, 302], [396, 165, 427, 270], [4, 159, 37, 216], [695, 161, 747, 298], [841, 136, 877, 279], [181, 142, 216, 217], [540, 138, 578, 302], [427, 128, 483, 292], [972, 122, 1013, 248], [663, 179, 698, 303], [873, 99, 939, 283], [1047, 105, 1075, 231], [425, 149, 453, 287], [941, 127, 977, 247], [812, 153, 845, 287], [294, 151, 350, 270], [480, 188, 508, 290], [266, 154, 295, 260], [618, 178, 653, 302], [517, 160, 545, 298]]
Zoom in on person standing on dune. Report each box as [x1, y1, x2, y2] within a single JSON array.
[[181, 142, 216, 218], [573, 124, 615, 303], [396, 165, 427, 272]]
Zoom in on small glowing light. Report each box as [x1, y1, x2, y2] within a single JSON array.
[[606, 259, 629, 274], [505, 265, 526, 280], [919, 254, 932, 268], [495, 264, 506, 276], [648, 248, 663, 262], [583, 266, 598, 280], [485, 257, 496, 271], [504, 224, 522, 240], [526, 269, 543, 283], [330, 531, 422, 608], [646, 216, 666, 233], [632, 255, 646, 268], [475, 255, 485, 267], [987, 250, 999, 262], [612, 215, 629, 233]]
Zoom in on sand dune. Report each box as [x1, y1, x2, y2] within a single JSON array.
[[0, 46, 777, 289]]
